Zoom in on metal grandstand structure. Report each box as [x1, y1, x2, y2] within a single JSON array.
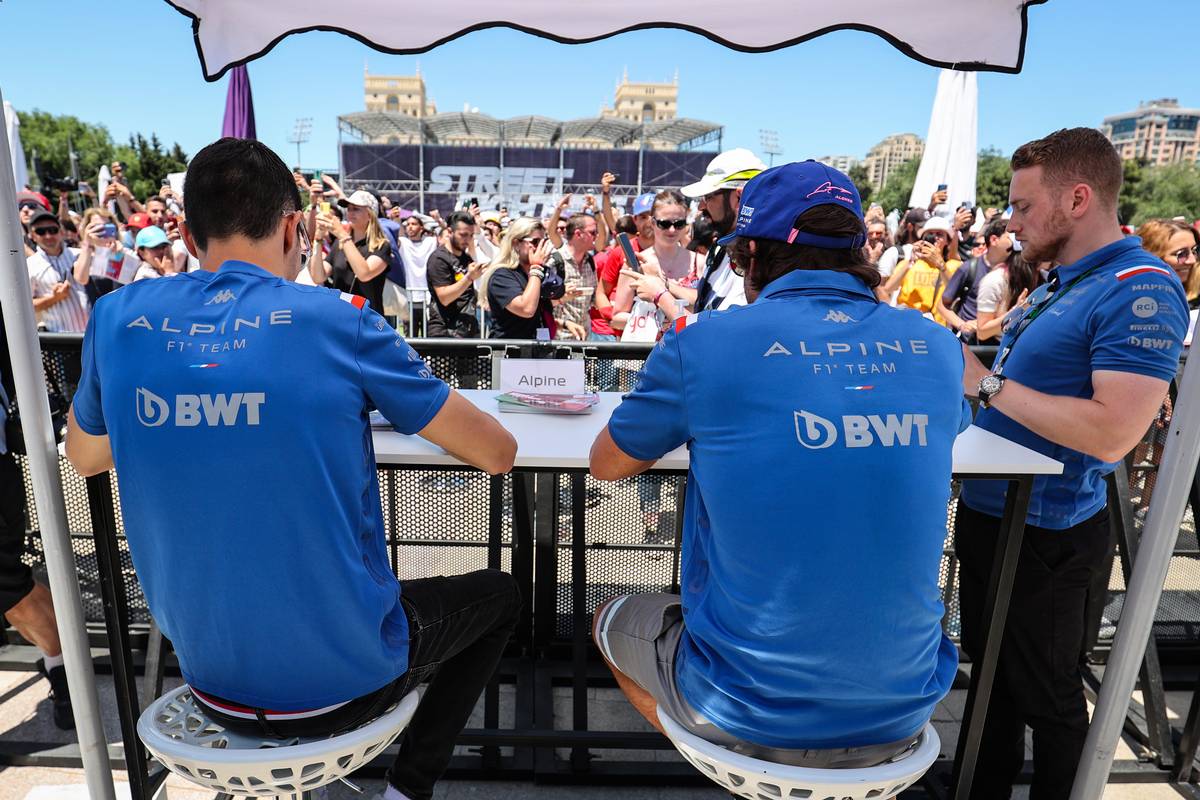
[[338, 110, 722, 150], [336, 111, 724, 211]]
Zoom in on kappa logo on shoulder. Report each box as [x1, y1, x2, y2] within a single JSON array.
[[822, 310, 857, 324], [205, 290, 237, 305]]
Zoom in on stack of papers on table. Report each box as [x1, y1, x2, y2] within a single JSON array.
[[496, 392, 600, 414], [369, 410, 392, 429]]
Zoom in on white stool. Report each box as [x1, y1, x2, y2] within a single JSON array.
[[658, 707, 940, 800], [138, 685, 420, 798]]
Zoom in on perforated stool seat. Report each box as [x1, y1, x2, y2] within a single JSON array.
[[658, 707, 940, 800], [137, 685, 420, 798]]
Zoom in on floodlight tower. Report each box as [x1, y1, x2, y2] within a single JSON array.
[[759, 129, 782, 167], [288, 117, 313, 168]]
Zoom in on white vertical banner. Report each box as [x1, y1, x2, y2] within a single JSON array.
[[3, 101, 28, 192], [909, 69, 979, 214]]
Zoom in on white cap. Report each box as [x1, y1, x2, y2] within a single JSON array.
[[338, 190, 379, 214], [681, 148, 767, 198], [918, 215, 953, 237]]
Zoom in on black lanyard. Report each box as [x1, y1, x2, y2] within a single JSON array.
[[992, 262, 1105, 375]]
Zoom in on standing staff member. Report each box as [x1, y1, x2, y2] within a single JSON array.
[[959, 128, 1189, 799]]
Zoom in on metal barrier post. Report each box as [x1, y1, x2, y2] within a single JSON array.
[[1073, 352, 1200, 799], [0, 85, 117, 799]]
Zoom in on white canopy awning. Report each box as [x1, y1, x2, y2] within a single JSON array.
[[167, 0, 1048, 81]]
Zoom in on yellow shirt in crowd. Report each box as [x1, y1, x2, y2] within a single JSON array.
[[895, 258, 962, 324]]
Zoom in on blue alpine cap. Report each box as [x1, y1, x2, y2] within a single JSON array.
[[631, 192, 656, 216], [717, 160, 865, 249], [135, 225, 169, 249]]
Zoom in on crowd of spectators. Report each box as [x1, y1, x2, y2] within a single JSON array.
[[15, 155, 1200, 344]]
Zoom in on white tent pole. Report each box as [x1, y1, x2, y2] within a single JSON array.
[[0, 85, 117, 800], [1071, 352, 1200, 799]]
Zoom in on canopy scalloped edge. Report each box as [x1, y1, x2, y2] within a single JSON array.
[[165, 1, 1049, 83]]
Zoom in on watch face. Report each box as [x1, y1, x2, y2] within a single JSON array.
[[980, 375, 1002, 394]]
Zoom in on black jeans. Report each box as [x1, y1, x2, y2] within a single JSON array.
[[201, 569, 521, 800], [955, 502, 1110, 800]]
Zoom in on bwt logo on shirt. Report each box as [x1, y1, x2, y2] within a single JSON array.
[[136, 387, 266, 428], [794, 409, 929, 450]]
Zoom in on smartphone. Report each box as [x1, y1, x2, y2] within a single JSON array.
[[617, 232, 641, 273], [319, 201, 331, 214], [101, 222, 118, 239], [937, 183, 948, 192]]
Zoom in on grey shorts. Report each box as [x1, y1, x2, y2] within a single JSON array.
[[594, 593, 920, 769]]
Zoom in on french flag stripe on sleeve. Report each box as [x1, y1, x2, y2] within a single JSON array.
[[339, 292, 366, 309], [1116, 265, 1173, 281], [674, 314, 698, 333]]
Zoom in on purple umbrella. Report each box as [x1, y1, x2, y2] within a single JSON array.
[[221, 64, 256, 139]]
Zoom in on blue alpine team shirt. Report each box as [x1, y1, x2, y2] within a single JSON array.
[[72, 261, 450, 709], [607, 269, 970, 749], [962, 237, 1188, 529]]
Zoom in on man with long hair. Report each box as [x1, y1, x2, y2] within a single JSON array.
[[590, 161, 969, 768]]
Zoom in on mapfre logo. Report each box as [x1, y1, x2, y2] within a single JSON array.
[[205, 290, 237, 305], [135, 387, 265, 427], [794, 410, 929, 449]]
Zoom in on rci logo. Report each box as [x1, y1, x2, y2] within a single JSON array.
[[1132, 297, 1159, 319], [135, 387, 266, 427], [794, 410, 929, 450]]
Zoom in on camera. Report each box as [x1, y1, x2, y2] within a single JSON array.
[[921, 233, 942, 244], [42, 176, 78, 193]]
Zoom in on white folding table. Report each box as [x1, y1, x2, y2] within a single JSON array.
[[373, 389, 1063, 796]]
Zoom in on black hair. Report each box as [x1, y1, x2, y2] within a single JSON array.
[[614, 214, 638, 235], [145, 195, 167, 207], [728, 205, 879, 294], [183, 138, 300, 250], [447, 210, 475, 228], [981, 217, 1009, 247]]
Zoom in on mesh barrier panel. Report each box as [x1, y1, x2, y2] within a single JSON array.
[[6, 336, 1194, 649]]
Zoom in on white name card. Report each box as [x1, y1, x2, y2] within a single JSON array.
[[499, 359, 585, 394]]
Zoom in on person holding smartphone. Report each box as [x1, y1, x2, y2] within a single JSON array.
[[879, 215, 961, 322]]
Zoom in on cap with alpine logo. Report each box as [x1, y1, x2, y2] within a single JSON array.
[[717, 160, 865, 249]]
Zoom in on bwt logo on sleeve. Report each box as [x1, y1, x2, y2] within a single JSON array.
[[794, 409, 929, 449], [136, 387, 266, 427]]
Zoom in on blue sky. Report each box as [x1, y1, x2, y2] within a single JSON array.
[[1, 1, 1194, 174]]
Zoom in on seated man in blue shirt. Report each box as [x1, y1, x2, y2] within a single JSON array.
[[958, 128, 1188, 799], [590, 161, 970, 767], [65, 138, 520, 800]]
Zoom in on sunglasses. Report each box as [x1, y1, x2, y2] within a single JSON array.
[[654, 218, 688, 230], [1170, 246, 1199, 261], [522, 237, 546, 247], [33, 226, 61, 236]]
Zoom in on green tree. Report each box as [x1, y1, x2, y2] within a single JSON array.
[[848, 163, 873, 209], [115, 133, 189, 200], [1127, 163, 1200, 225], [975, 149, 1012, 211], [1118, 158, 1148, 225], [15, 109, 188, 202], [875, 157, 920, 214], [16, 110, 115, 189]]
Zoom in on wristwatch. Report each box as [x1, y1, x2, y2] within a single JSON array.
[[977, 374, 1007, 408]]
